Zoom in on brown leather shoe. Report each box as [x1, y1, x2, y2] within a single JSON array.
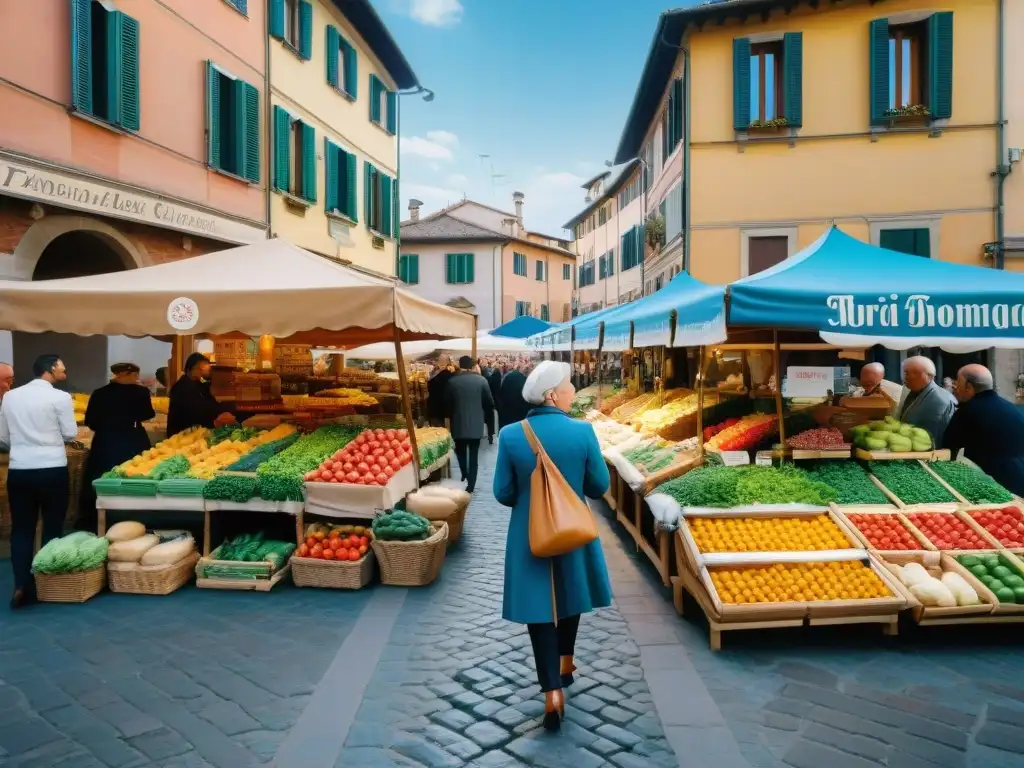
[[543, 689, 565, 732], [560, 655, 577, 687]]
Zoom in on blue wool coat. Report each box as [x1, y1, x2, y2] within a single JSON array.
[[493, 406, 613, 625]]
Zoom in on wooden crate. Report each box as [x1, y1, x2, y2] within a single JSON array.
[[878, 551, 996, 624], [833, 505, 936, 556], [855, 448, 951, 461]]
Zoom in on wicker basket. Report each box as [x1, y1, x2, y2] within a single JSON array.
[[34, 565, 106, 603], [107, 552, 200, 595], [291, 551, 376, 589], [371, 522, 449, 586], [0, 445, 89, 540]]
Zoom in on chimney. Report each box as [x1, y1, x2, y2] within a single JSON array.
[[408, 198, 423, 222], [512, 191, 524, 226]]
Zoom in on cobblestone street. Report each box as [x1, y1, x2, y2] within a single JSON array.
[[2, 444, 1024, 767]]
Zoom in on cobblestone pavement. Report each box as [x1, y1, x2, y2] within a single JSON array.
[[3, 442, 1024, 767]]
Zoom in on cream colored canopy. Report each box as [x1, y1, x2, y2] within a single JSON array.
[[0, 239, 474, 346]]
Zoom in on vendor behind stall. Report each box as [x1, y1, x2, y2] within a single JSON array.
[[167, 353, 236, 437], [79, 362, 155, 530]]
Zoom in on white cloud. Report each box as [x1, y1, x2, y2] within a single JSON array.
[[446, 173, 470, 188], [409, 0, 463, 27], [401, 135, 455, 161], [425, 130, 459, 148], [402, 182, 464, 215]]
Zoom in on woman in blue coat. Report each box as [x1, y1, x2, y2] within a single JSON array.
[[493, 360, 612, 731]]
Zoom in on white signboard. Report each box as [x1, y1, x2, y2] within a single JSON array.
[[720, 451, 750, 467], [0, 152, 265, 245], [784, 366, 834, 398]]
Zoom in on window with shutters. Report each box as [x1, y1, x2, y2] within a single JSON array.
[[397, 254, 419, 284], [578, 261, 596, 288], [515, 301, 532, 318], [208, 64, 260, 183], [364, 164, 394, 237], [69, 0, 141, 132], [513, 252, 527, 277], [369, 74, 397, 134], [284, 0, 300, 49], [870, 14, 952, 124], [621, 226, 643, 272], [271, 0, 311, 60], [749, 42, 783, 123], [747, 236, 789, 275], [535, 260, 545, 282], [880, 228, 931, 258], [889, 22, 928, 111], [290, 121, 305, 199], [654, 275, 664, 292], [540, 304, 549, 322], [446, 253, 474, 284], [661, 78, 684, 158], [326, 26, 358, 100], [272, 107, 313, 201], [324, 138, 356, 220], [562, 263, 571, 280], [598, 207, 607, 226]]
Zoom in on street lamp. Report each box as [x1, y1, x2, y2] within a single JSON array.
[[605, 156, 649, 299], [395, 86, 435, 269]]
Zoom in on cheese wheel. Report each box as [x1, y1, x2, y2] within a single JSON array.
[[107, 534, 160, 562], [106, 521, 146, 543]]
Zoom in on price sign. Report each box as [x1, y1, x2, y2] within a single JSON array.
[[755, 451, 774, 467], [784, 366, 834, 398], [720, 451, 750, 467]]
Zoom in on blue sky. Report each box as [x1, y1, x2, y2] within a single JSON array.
[[376, 0, 684, 237]]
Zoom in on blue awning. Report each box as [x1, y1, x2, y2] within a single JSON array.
[[729, 226, 1024, 352], [490, 316, 553, 339]]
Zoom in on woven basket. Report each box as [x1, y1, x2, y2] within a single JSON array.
[[422, 504, 467, 545], [0, 446, 89, 540], [291, 551, 376, 589], [371, 522, 449, 586], [107, 552, 200, 595], [34, 565, 106, 603]]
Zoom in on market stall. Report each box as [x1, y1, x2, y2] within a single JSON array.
[[0, 239, 472, 595]]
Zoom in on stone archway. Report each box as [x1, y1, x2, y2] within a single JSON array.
[[11, 214, 147, 279]]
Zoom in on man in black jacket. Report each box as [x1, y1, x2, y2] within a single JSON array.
[[426, 355, 454, 427], [444, 357, 494, 492], [497, 361, 532, 430], [944, 364, 1024, 496], [167, 354, 235, 437]]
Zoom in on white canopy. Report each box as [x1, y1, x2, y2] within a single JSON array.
[[345, 331, 529, 361], [0, 239, 475, 345]]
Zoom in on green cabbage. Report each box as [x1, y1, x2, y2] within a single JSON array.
[[32, 532, 109, 574]]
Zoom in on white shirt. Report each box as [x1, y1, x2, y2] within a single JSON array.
[[0, 379, 78, 469]]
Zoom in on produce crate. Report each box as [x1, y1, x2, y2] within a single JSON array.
[[867, 468, 959, 511], [305, 463, 417, 520], [944, 552, 1024, 617], [832, 506, 933, 557], [34, 565, 106, 603], [790, 448, 851, 460], [291, 551, 375, 589], [195, 546, 291, 592], [878, 552, 995, 623], [107, 552, 200, 595], [961, 503, 1024, 553], [372, 521, 448, 587], [900, 509, 1003, 552], [855, 448, 951, 461]]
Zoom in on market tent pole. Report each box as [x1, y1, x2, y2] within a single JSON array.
[[393, 323, 421, 490], [471, 313, 478, 362], [773, 330, 786, 447], [696, 345, 706, 453]]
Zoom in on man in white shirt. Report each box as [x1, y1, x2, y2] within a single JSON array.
[[0, 354, 77, 608]]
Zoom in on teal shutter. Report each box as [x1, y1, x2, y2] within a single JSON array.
[[114, 12, 140, 130], [782, 32, 802, 127], [273, 105, 290, 191], [298, 1, 312, 60], [324, 139, 339, 212], [205, 62, 220, 168], [365, 162, 375, 228], [880, 228, 930, 257], [103, 9, 120, 123], [386, 90, 397, 133], [70, 0, 93, 114], [928, 12, 953, 120], [345, 152, 357, 221], [231, 79, 247, 176], [732, 37, 751, 130], [243, 82, 260, 182], [466, 254, 475, 283], [392, 178, 400, 236], [412, 255, 419, 284], [445, 253, 454, 283], [326, 26, 339, 88], [301, 122, 316, 201], [380, 174, 392, 236], [343, 40, 358, 97], [369, 75, 382, 122], [869, 18, 890, 124], [269, 0, 284, 39]]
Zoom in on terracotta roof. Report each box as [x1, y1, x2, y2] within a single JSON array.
[[400, 213, 507, 242]]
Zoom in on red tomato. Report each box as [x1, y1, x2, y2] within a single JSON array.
[[330, 537, 345, 551], [345, 471, 360, 482], [363, 472, 377, 484], [348, 548, 361, 561], [333, 450, 345, 461], [343, 462, 355, 473], [305, 536, 318, 548], [311, 543, 324, 558], [298, 543, 309, 557], [358, 544, 368, 555], [401, 441, 411, 452], [385, 429, 396, 440], [304, 472, 317, 481], [384, 449, 396, 461], [356, 462, 370, 473], [384, 466, 395, 478], [321, 470, 333, 480], [333, 470, 346, 481], [359, 535, 369, 546], [322, 548, 335, 560], [353, 475, 366, 485], [355, 433, 367, 444]]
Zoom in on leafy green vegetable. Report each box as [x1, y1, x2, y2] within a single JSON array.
[[203, 474, 260, 503], [32, 532, 109, 574], [227, 433, 300, 472], [868, 461, 957, 505], [804, 461, 889, 505], [372, 510, 432, 541], [210, 425, 261, 445], [256, 425, 360, 500], [653, 465, 834, 507], [927, 461, 1013, 504], [147, 454, 190, 481]]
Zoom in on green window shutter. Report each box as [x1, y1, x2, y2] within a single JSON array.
[[324, 139, 339, 212], [412, 254, 419, 283], [928, 12, 953, 120], [243, 82, 260, 182], [869, 18, 890, 125], [113, 12, 140, 131], [445, 253, 454, 283], [345, 151, 357, 221], [380, 174, 392, 236], [343, 40, 358, 97], [273, 105, 290, 191], [206, 62, 220, 169], [298, 1, 313, 60], [782, 32, 802, 127], [369, 75, 382, 123], [326, 26, 339, 88], [365, 161, 376, 228], [732, 37, 751, 131], [301, 122, 316, 201], [231, 79, 247, 176], [466, 254, 475, 283], [386, 90, 397, 134], [880, 228, 930, 257], [70, 0, 93, 114], [269, 0, 284, 39], [392, 178, 400, 236], [914, 229, 932, 258]]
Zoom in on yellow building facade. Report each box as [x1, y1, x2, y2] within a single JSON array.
[[268, 0, 417, 275]]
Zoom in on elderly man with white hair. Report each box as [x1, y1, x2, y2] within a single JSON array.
[[854, 362, 903, 413], [895, 356, 957, 446], [943, 364, 1024, 496]]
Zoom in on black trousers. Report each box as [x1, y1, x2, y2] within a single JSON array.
[[8, 466, 69, 592], [485, 408, 495, 441], [527, 614, 581, 692], [453, 439, 481, 491]]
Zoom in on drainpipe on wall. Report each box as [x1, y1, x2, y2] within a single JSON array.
[[264, 11, 272, 236], [682, 40, 691, 274], [995, 0, 1007, 270]]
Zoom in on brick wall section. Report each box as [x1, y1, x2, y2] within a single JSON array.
[[0, 196, 240, 269]]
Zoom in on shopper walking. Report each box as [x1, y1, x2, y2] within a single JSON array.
[[0, 355, 78, 609], [497, 361, 531, 429], [492, 360, 612, 732], [444, 356, 494, 493]]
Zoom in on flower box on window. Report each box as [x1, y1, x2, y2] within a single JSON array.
[[884, 105, 931, 126], [747, 117, 789, 132]]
